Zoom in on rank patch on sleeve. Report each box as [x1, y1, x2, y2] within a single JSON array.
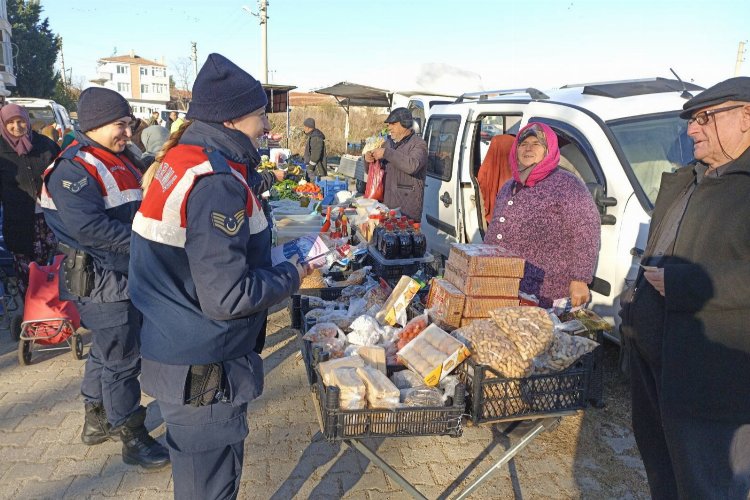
[[61, 177, 88, 193], [211, 209, 246, 236]]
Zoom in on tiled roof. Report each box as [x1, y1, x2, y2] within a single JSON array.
[[99, 55, 165, 67]]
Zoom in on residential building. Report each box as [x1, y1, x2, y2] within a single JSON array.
[[92, 50, 169, 120], [0, 0, 15, 96]]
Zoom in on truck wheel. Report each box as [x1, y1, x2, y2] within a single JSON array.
[[71, 334, 83, 360], [10, 314, 22, 342]]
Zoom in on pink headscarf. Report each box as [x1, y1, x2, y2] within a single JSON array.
[[509, 122, 560, 187], [0, 104, 33, 156]]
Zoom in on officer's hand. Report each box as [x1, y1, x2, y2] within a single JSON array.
[[288, 254, 313, 282], [273, 169, 285, 182], [569, 280, 590, 307], [643, 268, 665, 296], [371, 148, 385, 161]]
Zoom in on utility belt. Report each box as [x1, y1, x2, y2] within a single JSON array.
[[57, 242, 94, 297], [184, 363, 229, 407]]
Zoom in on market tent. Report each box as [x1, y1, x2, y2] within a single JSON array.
[[314, 82, 392, 141], [264, 84, 297, 148]]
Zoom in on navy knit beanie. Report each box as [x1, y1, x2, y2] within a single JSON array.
[[187, 53, 268, 123], [77, 87, 134, 132]]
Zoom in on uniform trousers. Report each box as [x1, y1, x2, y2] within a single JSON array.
[[78, 300, 142, 427], [159, 399, 249, 500], [629, 337, 750, 500]]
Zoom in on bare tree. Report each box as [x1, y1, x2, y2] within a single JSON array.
[[171, 57, 192, 110]]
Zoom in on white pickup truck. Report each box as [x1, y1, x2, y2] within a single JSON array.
[[419, 78, 703, 341]]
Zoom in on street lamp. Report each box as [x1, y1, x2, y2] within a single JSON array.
[[241, 2, 269, 84]]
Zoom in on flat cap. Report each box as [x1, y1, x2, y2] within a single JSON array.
[[680, 76, 750, 119]]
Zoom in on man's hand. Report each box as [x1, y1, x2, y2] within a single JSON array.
[[273, 169, 285, 182], [569, 280, 591, 307], [371, 148, 385, 161], [364, 151, 374, 163], [643, 268, 665, 296]]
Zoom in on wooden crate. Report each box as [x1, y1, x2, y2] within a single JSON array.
[[447, 244, 525, 277], [444, 262, 520, 296]]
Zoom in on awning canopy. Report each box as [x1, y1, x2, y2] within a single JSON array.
[[314, 82, 392, 142], [314, 82, 392, 108], [263, 84, 297, 113]]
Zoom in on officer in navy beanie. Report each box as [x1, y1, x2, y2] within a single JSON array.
[[187, 53, 268, 123], [78, 87, 134, 132]]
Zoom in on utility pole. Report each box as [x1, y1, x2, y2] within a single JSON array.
[[735, 41, 747, 77], [60, 37, 67, 87], [190, 42, 198, 82], [242, 1, 269, 84]]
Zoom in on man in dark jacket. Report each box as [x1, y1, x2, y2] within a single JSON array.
[[303, 117, 327, 178], [364, 107, 428, 221], [621, 77, 750, 499]]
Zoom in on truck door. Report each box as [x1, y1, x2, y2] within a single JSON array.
[[421, 110, 470, 262]]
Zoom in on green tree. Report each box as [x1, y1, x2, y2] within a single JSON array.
[[8, 0, 61, 97]]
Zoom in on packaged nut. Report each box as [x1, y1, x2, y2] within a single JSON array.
[[488, 307, 554, 361]]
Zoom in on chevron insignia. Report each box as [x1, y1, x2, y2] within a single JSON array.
[[210, 209, 246, 236], [61, 177, 88, 193]]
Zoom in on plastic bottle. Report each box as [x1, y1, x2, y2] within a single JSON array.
[[320, 206, 332, 233], [371, 215, 385, 249], [380, 223, 400, 259], [397, 222, 413, 259], [411, 222, 427, 258]]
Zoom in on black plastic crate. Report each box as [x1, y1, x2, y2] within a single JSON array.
[[456, 344, 602, 424], [290, 286, 347, 330], [305, 341, 465, 441], [365, 245, 434, 282]]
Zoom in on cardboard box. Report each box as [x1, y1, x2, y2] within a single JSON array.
[[397, 324, 471, 386], [444, 262, 521, 296], [426, 278, 465, 330], [462, 297, 520, 318], [447, 244, 525, 277]]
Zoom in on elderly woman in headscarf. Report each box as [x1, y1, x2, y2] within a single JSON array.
[[484, 122, 600, 308], [0, 103, 60, 291]]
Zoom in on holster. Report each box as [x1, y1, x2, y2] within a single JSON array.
[[185, 363, 227, 407], [58, 242, 94, 297]]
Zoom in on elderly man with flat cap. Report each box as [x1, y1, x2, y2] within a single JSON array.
[[364, 107, 428, 220], [620, 76, 750, 499]]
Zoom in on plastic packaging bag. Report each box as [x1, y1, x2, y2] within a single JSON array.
[[532, 330, 599, 374], [356, 365, 400, 409], [329, 367, 366, 410], [347, 314, 383, 346], [318, 355, 365, 385], [390, 369, 425, 390], [395, 312, 430, 350], [439, 375, 461, 404], [312, 336, 346, 359], [302, 322, 344, 342], [401, 387, 444, 407], [364, 160, 385, 202]]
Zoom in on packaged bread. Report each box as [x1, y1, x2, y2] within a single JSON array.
[[356, 365, 400, 408], [447, 244, 525, 277], [318, 355, 365, 386], [329, 367, 366, 410], [376, 276, 421, 326], [397, 324, 470, 386]]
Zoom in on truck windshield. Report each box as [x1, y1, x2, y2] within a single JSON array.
[[608, 113, 693, 207]]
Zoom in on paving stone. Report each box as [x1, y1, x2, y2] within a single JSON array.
[[50, 458, 103, 480], [62, 472, 123, 498], [119, 469, 172, 492], [15, 411, 67, 432], [13, 477, 73, 499], [41, 442, 92, 461], [0, 444, 45, 462], [4, 461, 58, 481]]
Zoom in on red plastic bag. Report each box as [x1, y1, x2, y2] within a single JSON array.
[[365, 160, 385, 201]]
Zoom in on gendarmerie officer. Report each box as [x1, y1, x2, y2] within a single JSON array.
[[40, 87, 169, 469], [129, 53, 309, 499]]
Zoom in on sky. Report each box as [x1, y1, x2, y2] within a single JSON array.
[[39, 0, 749, 95]]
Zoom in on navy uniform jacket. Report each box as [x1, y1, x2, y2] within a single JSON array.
[[41, 132, 142, 303], [129, 121, 300, 405]]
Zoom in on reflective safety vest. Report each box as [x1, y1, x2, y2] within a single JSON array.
[[40, 141, 143, 211], [132, 144, 267, 248]]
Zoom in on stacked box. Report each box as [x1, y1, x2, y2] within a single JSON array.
[[426, 279, 465, 330], [443, 243, 526, 321]]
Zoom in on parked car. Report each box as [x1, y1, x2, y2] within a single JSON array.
[[6, 97, 74, 145], [420, 77, 703, 343]]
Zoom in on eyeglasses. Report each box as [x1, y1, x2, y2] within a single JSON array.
[[687, 104, 744, 126]]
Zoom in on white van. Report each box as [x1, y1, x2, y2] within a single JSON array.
[[420, 78, 703, 341]]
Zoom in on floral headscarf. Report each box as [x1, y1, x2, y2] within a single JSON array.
[[509, 122, 560, 187], [0, 104, 33, 156]]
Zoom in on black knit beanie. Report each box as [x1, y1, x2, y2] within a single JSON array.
[[77, 87, 134, 132], [187, 53, 268, 123]]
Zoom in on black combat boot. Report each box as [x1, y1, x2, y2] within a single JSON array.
[[81, 402, 120, 445], [117, 406, 170, 469]]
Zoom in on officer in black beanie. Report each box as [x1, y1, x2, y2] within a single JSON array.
[[41, 87, 170, 469], [129, 53, 309, 499]]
